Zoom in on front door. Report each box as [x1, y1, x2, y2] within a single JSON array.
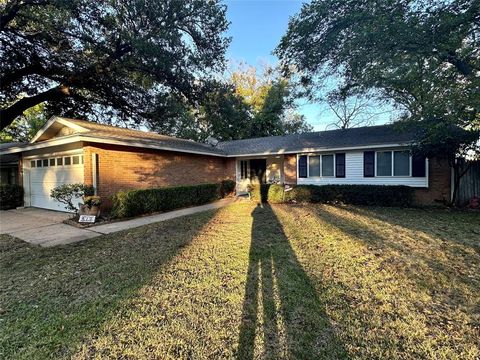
[[249, 159, 266, 184]]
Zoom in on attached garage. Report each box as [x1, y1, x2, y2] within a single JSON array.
[[23, 152, 84, 211]]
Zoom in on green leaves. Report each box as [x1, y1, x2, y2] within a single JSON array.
[[277, 0, 479, 157], [0, 0, 230, 129]]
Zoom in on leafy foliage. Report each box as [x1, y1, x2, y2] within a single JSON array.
[[0, 0, 229, 129], [50, 183, 95, 213], [277, 0, 480, 203], [149, 64, 312, 142], [0, 184, 23, 209], [220, 179, 236, 197], [251, 184, 414, 207], [0, 103, 46, 142]]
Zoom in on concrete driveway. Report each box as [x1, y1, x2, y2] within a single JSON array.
[[0, 208, 100, 247]]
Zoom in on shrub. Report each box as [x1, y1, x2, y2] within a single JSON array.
[[83, 196, 101, 208], [220, 179, 236, 197], [267, 184, 285, 203], [249, 184, 271, 202], [111, 183, 222, 218], [252, 184, 414, 207], [0, 184, 23, 210], [50, 183, 95, 212]]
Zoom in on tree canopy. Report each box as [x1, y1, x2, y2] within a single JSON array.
[[147, 64, 312, 142], [277, 0, 479, 204], [0, 0, 230, 130], [276, 0, 479, 144]]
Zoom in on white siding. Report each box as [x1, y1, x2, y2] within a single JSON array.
[[297, 151, 428, 188]]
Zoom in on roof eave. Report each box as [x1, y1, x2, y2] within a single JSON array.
[[225, 142, 414, 157]]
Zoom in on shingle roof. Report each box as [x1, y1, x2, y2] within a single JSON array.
[[0, 142, 27, 150], [0, 118, 417, 157], [216, 124, 416, 156], [63, 118, 226, 156]]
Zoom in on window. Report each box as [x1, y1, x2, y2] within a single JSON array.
[[30, 160, 36, 168], [57, 158, 63, 166], [375, 150, 412, 177], [81, 155, 84, 164], [298, 155, 307, 178], [394, 151, 409, 176], [72, 155, 80, 165], [322, 155, 334, 176], [64, 157, 71, 165], [36, 159, 42, 167], [50, 158, 55, 166], [240, 160, 248, 179], [376, 151, 392, 176], [335, 153, 346, 178], [308, 156, 320, 177], [42, 159, 49, 167]]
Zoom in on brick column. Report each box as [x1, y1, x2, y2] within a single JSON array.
[[284, 154, 297, 185]]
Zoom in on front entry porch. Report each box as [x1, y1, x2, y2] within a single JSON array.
[[235, 155, 284, 194]]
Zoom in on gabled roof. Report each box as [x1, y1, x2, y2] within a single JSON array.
[[0, 116, 417, 157], [217, 124, 416, 156], [5, 116, 225, 156]]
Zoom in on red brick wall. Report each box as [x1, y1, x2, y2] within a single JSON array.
[[414, 157, 451, 205], [284, 154, 297, 185], [83, 143, 235, 206]]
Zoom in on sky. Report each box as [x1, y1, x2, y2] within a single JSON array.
[[223, 0, 391, 130]]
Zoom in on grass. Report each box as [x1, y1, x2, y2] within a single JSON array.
[[0, 202, 479, 359]]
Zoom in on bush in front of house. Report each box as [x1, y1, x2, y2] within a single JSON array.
[[0, 184, 24, 210], [220, 179, 236, 197], [50, 183, 95, 212], [111, 183, 223, 218], [251, 184, 414, 207]]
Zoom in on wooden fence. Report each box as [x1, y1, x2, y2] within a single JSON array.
[[457, 160, 480, 205]]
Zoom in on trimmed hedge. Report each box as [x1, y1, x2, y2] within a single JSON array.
[[0, 184, 23, 210], [220, 179, 236, 197], [250, 184, 414, 207], [111, 183, 222, 218]]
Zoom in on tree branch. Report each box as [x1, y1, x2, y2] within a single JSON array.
[[0, 85, 71, 129], [0, 0, 48, 31]]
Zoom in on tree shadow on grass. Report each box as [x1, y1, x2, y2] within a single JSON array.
[[237, 204, 349, 360], [0, 209, 219, 360], [308, 205, 480, 305], [345, 205, 480, 253]]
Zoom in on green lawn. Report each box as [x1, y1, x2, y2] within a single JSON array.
[[1, 202, 479, 359]]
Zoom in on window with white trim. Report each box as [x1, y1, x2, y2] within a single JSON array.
[[308, 156, 320, 177], [240, 160, 248, 179], [321, 154, 334, 176], [301, 154, 339, 178], [376, 150, 411, 177]]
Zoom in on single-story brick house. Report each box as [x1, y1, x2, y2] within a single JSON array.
[[0, 116, 451, 211]]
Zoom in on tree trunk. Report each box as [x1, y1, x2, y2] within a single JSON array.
[[451, 159, 472, 206]]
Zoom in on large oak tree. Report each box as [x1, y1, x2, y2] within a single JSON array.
[[0, 0, 230, 130], [277, 0, 480, 204]]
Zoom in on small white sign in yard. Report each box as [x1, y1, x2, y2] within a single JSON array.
[[79, 215, 96, 223]]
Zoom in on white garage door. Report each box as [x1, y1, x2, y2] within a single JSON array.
[[25, 153, 84, 212]]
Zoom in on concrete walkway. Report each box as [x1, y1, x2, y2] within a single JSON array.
[[0, 198, 235, 247], [91, 198, 234, 234]]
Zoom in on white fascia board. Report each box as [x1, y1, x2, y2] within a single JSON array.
[[0, 134, 225, 157], [228, 143, 412, 158], [1, 135, 83, 154], [29, 116, 88, 143]]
